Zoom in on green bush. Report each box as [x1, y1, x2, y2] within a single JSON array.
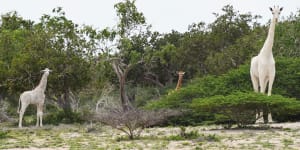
[[43, 110, 64, 125], [43, 108, 84, 125], [0, 130, 9, 139], [146, 64, 251, 110], [145, 65, 251, 125], [146, 58, 300, 125], [273, 58, 300, 99], [191, 92, 300, 127]]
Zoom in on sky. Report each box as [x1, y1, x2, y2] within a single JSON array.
[[0, 0, 299, 33]]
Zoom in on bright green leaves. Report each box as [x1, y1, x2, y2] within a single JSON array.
[[0, 9, 95, 108], [191, 92, 300, 126], [114, 0, 146, 37], [155, 43, 177, 65]]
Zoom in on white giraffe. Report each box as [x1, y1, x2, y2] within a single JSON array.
[[250, 6, 283, 123], [17, 68, 52, 128]]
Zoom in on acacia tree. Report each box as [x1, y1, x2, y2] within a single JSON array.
[[0, 9, 95, 115], [97, 0, 150, 111], [0, 12, 35, 97], [36, 8, 95, 112]]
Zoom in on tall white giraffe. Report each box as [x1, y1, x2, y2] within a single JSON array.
[[17, 68, 52, 128], [250, 6, 283, 123]]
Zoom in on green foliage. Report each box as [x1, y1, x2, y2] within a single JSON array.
[[0, 11, 33, 30], [1, 3, 300, 127], [0, 130, 9, 139], [114, 0, 145, 37], [146, 64, 251, 109], [145, 64, 251, 125], [43, 109, 84, 125], [147, 57, 300, 125], [179, 5, 261, 77], [205, 27, 265, 74], [134, 86, 160, 107], [166, 127, 219, 142], [0, 9, 94, 114], [37, 8, 93, 96], [274, 11, 300, 57], [273, 58, 300, 99], [191, 92, 300, 127]]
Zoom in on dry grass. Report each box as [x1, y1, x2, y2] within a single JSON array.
[[0, 122, 300, 149]]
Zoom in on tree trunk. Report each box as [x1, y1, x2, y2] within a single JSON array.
[[58, 89, 72, 112], [63, 90, 71, 111], [120, 76, 131, 111], [111, 59, 132, 111], [167, 74, 174, 86]]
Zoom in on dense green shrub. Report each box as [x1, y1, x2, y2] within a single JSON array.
[[146, 64, 251, 109], [273, 58, 300, 99], [43, 108, 84, 125], [274, 13, 300, 58], [191, 92, 300, 127], [146, 58, 300, 125], [0, 130, 9, 139], [145, 65, 251, 125], [43, 110, 64, 125]]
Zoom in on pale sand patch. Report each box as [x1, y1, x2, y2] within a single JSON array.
[[269, 122, 300, 129], [136, 122, 300, 149], [166, 141, 193, 150], [199, 122, 300, 149], [59, 132, 81, 139], [2, 122, 300, 149], [6, 148, 68, 150]]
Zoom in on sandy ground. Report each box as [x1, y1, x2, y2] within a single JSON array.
[[1, 122, 300, 150], [194, 122, 300, 149]]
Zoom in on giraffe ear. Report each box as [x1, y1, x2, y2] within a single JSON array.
[[269, 7, 273, 11], [280, 7, 283, 11]]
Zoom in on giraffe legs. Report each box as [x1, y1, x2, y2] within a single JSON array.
[[36, 104, 44, 127], [267, 75, 275, 96], [250, 75, 259, 93], [19, 102, 29, 128]]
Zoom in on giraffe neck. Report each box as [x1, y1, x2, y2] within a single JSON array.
[[175, 75, 183, 91], [35, 73, 48, 92], [259, 17, 277, 57]]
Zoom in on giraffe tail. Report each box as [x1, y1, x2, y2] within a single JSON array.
[[17, 97, 21, 114]]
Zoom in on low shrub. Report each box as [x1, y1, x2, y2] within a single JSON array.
[[43, 108, 83, 125], [146, 58, 300, 125], [93, 107, 180, 140], [191, 92, 300, 127], [0, 130, 9, 139]]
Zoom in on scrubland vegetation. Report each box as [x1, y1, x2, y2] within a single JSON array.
[[1, 0, 300, 149]]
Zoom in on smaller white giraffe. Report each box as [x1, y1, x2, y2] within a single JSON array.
[[17, 68, 52, 128], [250, 6, 283, 124]]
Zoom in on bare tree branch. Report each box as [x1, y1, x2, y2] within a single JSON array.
[[144, 72, 164, 87], [93, 107, 180, 139]]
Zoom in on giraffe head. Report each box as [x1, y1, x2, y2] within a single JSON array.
[[177, 71, 185, 77], [41, 68, 52, 76], [270, 6, 283, 23]]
